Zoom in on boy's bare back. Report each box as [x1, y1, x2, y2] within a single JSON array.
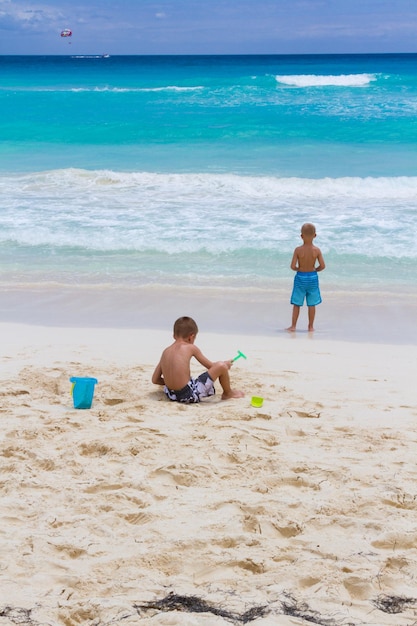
[[158, 341, 209, 391], [290, 224, 325, 273], [291, 241, 324, 272]]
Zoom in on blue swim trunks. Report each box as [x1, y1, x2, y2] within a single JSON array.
[[164, 371, 215, 404], [290, 271, 322, 307]]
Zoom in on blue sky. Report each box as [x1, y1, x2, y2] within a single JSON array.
[[0, 0, 416, 55]]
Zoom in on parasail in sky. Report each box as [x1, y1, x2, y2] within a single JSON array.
[[60, 29, 72, 37]]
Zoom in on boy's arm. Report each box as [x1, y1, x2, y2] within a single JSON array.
[[316, 248, 326, 272], [191, 345, 233, 371], [151, 361, 165, 386], [290, 248, 299, 271], [191, 345, 214, 370]]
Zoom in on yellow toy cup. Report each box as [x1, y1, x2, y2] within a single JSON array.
[[251, 396, 264, 408]]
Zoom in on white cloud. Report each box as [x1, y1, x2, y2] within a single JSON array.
[[0, 1, 65, 31]]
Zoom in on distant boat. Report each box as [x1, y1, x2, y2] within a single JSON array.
[[70, 54, 111, 59]]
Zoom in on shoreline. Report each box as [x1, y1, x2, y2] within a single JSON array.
[[1, 284, 416, 345]]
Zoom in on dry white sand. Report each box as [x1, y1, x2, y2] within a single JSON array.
[[1, 323, 417, 625]]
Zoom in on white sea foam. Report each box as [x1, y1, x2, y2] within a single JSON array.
[[140, 86, 204, 92], [1, 86, 204, 94], [275, 74, 377, 87], [1, 169, 416, 262], [70, 86, 204, 93]]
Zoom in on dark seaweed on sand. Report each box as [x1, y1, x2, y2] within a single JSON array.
[[280, 593, 348, 625], [135, 592, 354, 625], [373, 594, 417, 614], [134, 592, 269, 623], [0, 607, 36, 625], [3, 592, 417, 626]]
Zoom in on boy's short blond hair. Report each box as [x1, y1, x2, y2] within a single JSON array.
[[173, 316, 198, 338], [301, 223, 316, 236]]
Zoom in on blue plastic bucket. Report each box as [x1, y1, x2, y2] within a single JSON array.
[[70, 376, 98, 409]]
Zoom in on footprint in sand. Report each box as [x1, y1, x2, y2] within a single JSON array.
[[35, 458, 56, 471], [193, 557, 264, 584], [150, 464, 213, 487], [0, 389, 29, 396], [299, 575, 321, 589], [241, 412, 272, 421], [58, 605, 97, 625], [288, 409, 321, 418], [271, 520, 304, 538], [382, 492, 417, 510], [122, 512, 153, 525], [1, 445, 35, 460], [50, 543, 87, 559], [84, 483, 124, 494], [78, 442, 114, 457], [372, 531, 417, 550], [343, 575, 374, 600], [103, 398, 124, 405]]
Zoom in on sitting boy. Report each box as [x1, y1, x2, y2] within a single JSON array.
[[152, 316, 244, 403]]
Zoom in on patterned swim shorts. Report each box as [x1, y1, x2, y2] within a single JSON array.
[[164, 371, 215, 403]]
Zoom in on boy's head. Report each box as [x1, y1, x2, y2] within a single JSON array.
[[173, 316, 198, 339], [301, 222, 316, 241]]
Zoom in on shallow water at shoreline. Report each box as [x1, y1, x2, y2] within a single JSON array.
[[1, 169, 416, 296], [2, 284, 416, 345]]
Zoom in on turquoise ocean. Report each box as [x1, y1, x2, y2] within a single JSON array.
[[0, 54, 416, 336]]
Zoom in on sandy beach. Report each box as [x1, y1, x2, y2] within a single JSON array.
[[1, 317, 417, 626], [2, 50, 417, 626]]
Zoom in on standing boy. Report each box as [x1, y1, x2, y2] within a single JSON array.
[[152, 316, 244, 403], [287, 223, 325, 332]]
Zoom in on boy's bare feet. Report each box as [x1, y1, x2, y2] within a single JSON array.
[[222, 389, 245, 400], [286, 326, 296, 332]]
